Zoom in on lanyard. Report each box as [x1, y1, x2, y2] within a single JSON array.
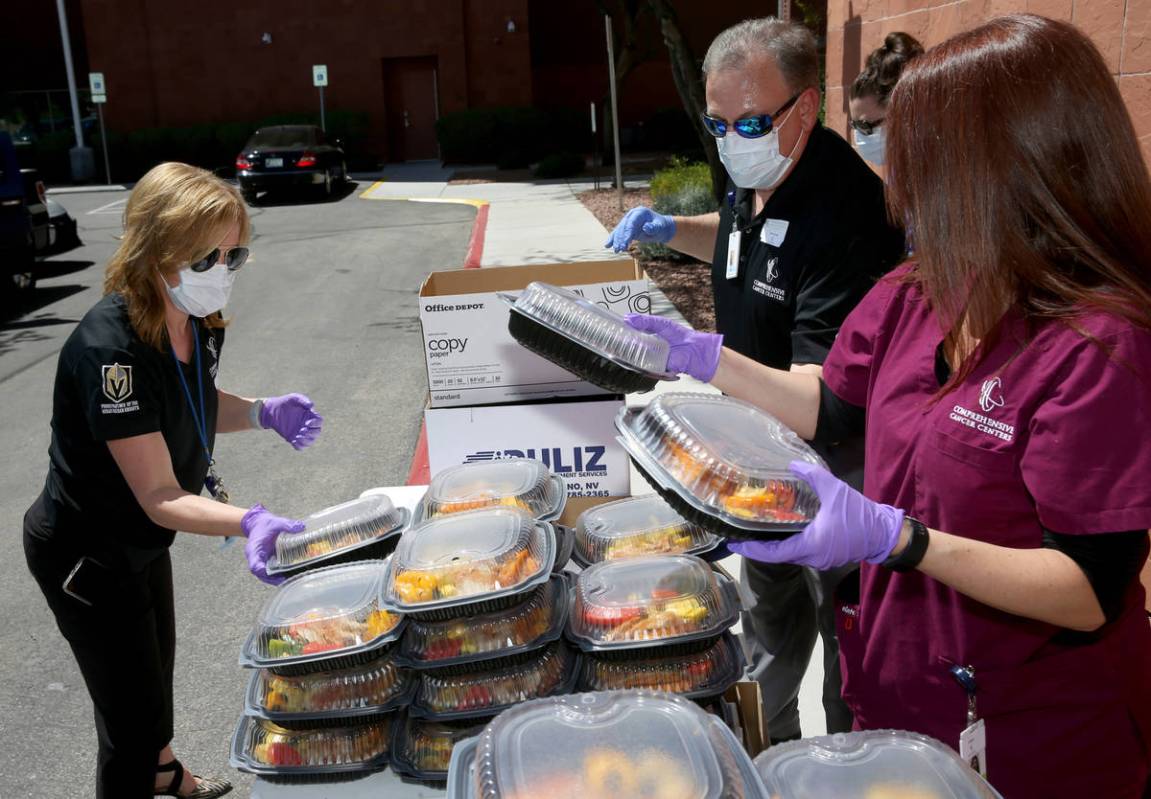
[[170, 323, 229, 504]]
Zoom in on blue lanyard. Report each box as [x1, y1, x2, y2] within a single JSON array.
[[170, 322, 211, 465]]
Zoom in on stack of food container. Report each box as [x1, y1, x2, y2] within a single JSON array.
[[231, 559, 408, 781], [572, 493, 722, 565], [566, 553, 744, 702], [446, 690, 769, 798], [754, 730, 1003, 798], [383, 462, 577, 782]]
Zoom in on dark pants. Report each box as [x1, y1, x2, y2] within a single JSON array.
[[24, 522, 176, 799], [740, 559, 856, 741]]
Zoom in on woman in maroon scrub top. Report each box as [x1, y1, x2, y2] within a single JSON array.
[[627, 15, 1151, 798]]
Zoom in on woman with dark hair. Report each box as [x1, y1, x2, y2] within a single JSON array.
[[849, 32, 923, 167], [627, 15, 1151, 796]]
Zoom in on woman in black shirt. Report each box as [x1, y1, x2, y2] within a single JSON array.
[[23, 163, 323, 798]]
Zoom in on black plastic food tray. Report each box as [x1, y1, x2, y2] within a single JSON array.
[[271, 534, 403, 579], [508, 310, 659, 394]]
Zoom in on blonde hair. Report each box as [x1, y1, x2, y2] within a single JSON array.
[[103, 162, 250, 351]]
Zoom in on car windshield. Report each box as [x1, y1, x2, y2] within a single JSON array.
[[248, 127, 316, 148]]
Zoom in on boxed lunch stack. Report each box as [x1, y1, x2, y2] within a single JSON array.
[[382, 459, 581, 782]]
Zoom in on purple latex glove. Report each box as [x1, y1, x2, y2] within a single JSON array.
[[604, 207, 676, 253], [625, 313, 724, 382], [727, 461, 905, 571], [242, 504, 305, 585], [260, 393, 323, 450]]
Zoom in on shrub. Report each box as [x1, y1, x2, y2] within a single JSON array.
[[533, 151, 584, 179], [640, 157, 718, 260]]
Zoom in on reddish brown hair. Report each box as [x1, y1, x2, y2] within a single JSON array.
[[885, 14, 1151, 386]]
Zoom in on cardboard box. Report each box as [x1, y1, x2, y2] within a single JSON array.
[[424, 396, 631, 499], [419, 260, 650, 407], [725, 680, 768, 757]]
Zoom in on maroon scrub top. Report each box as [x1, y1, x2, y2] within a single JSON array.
[[822, 265, 1151, 799]]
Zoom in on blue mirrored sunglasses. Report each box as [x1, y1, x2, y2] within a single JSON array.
[[702, 93, 801, 139]]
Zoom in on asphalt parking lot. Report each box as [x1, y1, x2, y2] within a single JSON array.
[[0, 180, 476, 797]]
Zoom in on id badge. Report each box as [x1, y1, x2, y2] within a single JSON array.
[[725, 229, 742, 279], [959, 719, 987, 778]]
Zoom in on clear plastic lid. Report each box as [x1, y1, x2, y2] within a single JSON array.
[[230, 715, 393, 776], [400, 574, 569, 668], [579, 632, 744, 699], [505, 282, 673, 378], [754, 731, 1003, 799], [392, 714, 490, 782], [574, 494, 721, 565], [383, 508, 555, 613], [568, 555, 741, 651], [411, 641, 579, 720], [616, 394, 825, 535], [245, 650, 414, 723], [240, 561, 404, 671], [418, 458, 566, 523], [267, 495, 409, 575], [456, 690, 767, 799]]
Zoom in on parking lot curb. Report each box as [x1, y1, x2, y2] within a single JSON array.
[[47, 184, 129, 195]]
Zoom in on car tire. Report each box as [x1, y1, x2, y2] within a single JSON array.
[[340, 161, 349, 184], [241, 188, 258, 205], [321, 168, 333, 198]]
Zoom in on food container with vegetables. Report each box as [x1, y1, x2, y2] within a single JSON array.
[[567, 555, 742, 653], [240, 561, 403, 675], [383, 508, 555, 618], [267, 494, 409, 577], [244, 649, 414, 727], [616, 393, 825, 540], [416, 458, 566, 523], [579, 631, 744, 699], [399, 574, 570, 668], [500, 282, 676, 394], [446, 690, 767, 799], [410, 640, 579, 720], [230, 715, 393, 779], [573, 493, 721, 565], [754, 730, 1003, 799], [391, 714, 490, 782]]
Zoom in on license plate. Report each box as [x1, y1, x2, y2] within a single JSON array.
[[265, 157, 283, 168]]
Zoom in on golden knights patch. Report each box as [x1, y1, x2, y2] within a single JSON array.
[[101, 363, 133, 403]]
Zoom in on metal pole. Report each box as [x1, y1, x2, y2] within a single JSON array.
[[604, 14, 625, 211], [55, 0, 83, 149], [590, 101, 600, 192], [97, 103, 111, 183], [319, 86, 326, 132]]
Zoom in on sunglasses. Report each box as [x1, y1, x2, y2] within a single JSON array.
[[189, 246, 249, 273], [702, 93, 801, 139], [850, 117, 885, 136]]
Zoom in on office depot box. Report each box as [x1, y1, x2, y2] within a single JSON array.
[[424, 396, 630, 499], [419, 260, 649, 407]]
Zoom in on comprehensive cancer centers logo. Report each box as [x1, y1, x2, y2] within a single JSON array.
[[101, 363, 133, 402], [949, 375, 1014, 442], [979, 377, 1005, 413]]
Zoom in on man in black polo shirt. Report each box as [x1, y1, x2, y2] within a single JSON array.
[[606, 18, 904, 742]]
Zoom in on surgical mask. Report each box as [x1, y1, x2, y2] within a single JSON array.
[[853, 127, 886, 166], [715, 104, 801, 190], [165, 264, 236, 317]]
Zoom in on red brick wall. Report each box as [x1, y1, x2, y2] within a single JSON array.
[[825, 0, 1151, 164], [79, 0, 531, 160]]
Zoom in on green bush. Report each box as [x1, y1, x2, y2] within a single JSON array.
[[640, 157, 718, 261], [436, 106, 588, 168], [533, 151, 584, 179]]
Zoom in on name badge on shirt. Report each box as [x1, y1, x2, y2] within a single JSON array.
[[959, 719, 988, 779], [761, 218, 789, 247], [726, 229, 742, 279]]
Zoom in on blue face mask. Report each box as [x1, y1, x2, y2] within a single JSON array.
[[853, 127, 886, 167]]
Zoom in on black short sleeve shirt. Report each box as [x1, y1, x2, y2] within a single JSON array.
[[711, 125, 905, 370], [35, 294, 223, 553]]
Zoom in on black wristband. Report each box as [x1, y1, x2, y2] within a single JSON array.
[[881, 517, 930, 572]]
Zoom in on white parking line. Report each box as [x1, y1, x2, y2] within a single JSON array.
[[87, 198, 127, 215]]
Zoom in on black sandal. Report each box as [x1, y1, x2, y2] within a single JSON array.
[[155, 760, 233, 798]]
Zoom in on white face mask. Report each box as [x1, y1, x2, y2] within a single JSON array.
[[165, 264, 236, 317], [715, 103, 801, 190], [853, 127, 886, 166]]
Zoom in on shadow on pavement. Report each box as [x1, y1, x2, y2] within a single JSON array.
[[34, 260, 96, 280], [0, 285, 87, 328], [248, 180, 359, 208]]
